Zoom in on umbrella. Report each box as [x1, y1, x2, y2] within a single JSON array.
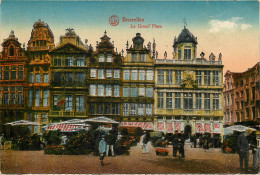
[[60, 119, 86, 124], [224, 125, 256, 135], [83, 116, 119, 124], [5, 120, 41, 126]]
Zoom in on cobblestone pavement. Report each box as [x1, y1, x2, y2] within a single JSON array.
[[0, 143, 257, 174]]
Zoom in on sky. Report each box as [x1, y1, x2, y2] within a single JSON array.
[[0, 0, 259, 74]]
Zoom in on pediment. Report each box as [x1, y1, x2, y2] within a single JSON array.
[[51, 43, 87, 53]]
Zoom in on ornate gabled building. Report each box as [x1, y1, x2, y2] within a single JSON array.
[[120, 33, 155, 130], [49, 28, 89, 122], [88, 31, 122, 121], [26, 19, 55, 133], [154, 26, 224, 137], [0, 31, 28, 135]]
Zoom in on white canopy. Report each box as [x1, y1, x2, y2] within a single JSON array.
[[5, 120, 40, 126], [224, 125, 256, 135], [83, 116, 119, 124]]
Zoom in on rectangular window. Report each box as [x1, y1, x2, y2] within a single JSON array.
[[158, 70, 164, 85], [175, 92, 181, 109], [112, 103, 120, 114], [157, 92, 164, 109], [166, 92, 173, 109], [42, 113, 48, 123], [35, 90, 40, 107], [11, 66, 16, 79], [4, 66, 9, 80], [132, 54, 137, 62], [98, 69, 105, 79], [98, 103, 104, 114], [147, 70, 154, 81], [43, 73, 49, 83], [196, 93, 202, 109], [204, 71, 211, 86], [175, 70, 182, 85], [90, 69, 97, 78], [54, 58, 62, 66], [124, 70, 130, 80], [105, 104, 112, 114], [89, 104, 95, 114], [139, 87, 145, 96], [30, 73, 34, 83], [138, 104, 144, 116], [43, 90, 49, 107], [213, 93, 220, 110], [99, 55, 105, 62], [65, 72, 73, 82], [4, 93, 9, 104], [146, 104, 152, 116], [146, 88, 153, 97], [114, 70, 120, 79], [36, 73, 41, 83], [18, 66, 23, 80], [130, 103, 137, 116], [34, 113, 39, 133], [107, 55, 112, 62], [106, 85, 112, 96], [76, 95, 84, 111], [184, 49, 191, 60], [131, 70, 138, 80], [106, 69, 112, 78], [65, 57, 74, 66], [77, 58, 85, 66], [196, 70, 202, 86], [114, 85, 120, 97], [123, 87, 129, 97], [204, 93, 211, 109], [123, 103, 129, 116], [184, 93, 193, 109], [11, 93, 16, 104], [213, 71, 219, 86], [18, 93, 23, 104], [53, 72, 61, 83], [98, 85, 105, 96], [29, 90, 33, 107], [252, 87, 256, 99], [166, 70, 173, 85], [131, 87, 138, 97], [90, 84, 96, 96], [140, 54, 146, 62], [65, 95, 73, 111], [139, 70, 145, 80], [178, 50, 182, 60], [75, 73, 85, 83]]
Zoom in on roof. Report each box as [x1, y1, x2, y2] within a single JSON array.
[[224, 62, 259, 78], [173, 27, 198, 47]]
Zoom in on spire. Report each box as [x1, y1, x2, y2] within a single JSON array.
[[183, 18, 187, 28], [104, 30, 107, 35], [126, 41, 129, 49]]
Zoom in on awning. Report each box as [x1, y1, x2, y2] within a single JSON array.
[[83, 116, 119, 124], [167, 122, 174, 133], [213, 123, 221, 133], [46, 123, 86, 132], [204, 123, 212, 133], [5, 120, 40, 126], [157, 121, 165, 131], [174, 122, 182, 132], [120, 122, 154, 130], [196, 123, 204, 133]]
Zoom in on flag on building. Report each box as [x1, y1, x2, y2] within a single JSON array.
[[57, 95, 66, 106]]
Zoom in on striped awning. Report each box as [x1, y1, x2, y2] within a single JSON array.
[[120, 122, 154, 130], [46, 123, 85, 132]]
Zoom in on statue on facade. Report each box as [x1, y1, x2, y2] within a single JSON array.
[[65, 28, 76, 36], [209, 53, 215, 61], [164, 51, 167, 59], [218, 53, 222, 61], [200, 52, 205, 59]]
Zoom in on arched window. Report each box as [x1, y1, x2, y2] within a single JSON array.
[[9, 45, 14, 56]]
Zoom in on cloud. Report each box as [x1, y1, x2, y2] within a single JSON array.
[[209, 17, 252, 33]]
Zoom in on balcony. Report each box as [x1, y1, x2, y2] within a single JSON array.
[[155, 59, 223, 66], [50, 110, 87, 117]]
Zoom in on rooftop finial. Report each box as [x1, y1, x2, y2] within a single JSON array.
[[183, 18, 187, 28], [104, 30, 107, 35]]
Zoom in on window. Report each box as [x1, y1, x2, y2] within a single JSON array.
[[213, 93, 219, 110], [166, 70, 173, 85], [54, 58, 62, 66], [146, 88, 153, 97], [204, 93, 211, 109], [75, 73, 85, 83], [107, 55, 112, 62], [35, 90, 40, 107], [43, 90, 49, 106], [9, 46, 14, 56], [123, 87, 129, 97], [90, 69, 97, 78], [204, 71, 211, 86], [90, 84, 96, 96], [65, 57, 74, 66], [89, 104, 95, 114], [246, 89, 249, 101], [4, 66, 9, 80], [114, 70, 120, 79], [175, 92, 181, 109], [77, 58, 85, 66], [98, 85, 105, 96], [124, 70, 130, 80], [123, 103, 129, 116], [131, 70, 138, 80], [140, 54, 146, 62], [105, 104, 111, 114], [130, 103, 137, 115], [139, 70, 145, 80], [65, 72, 73, 82], [184, 49, 191, 60], [146, 104, 152, 116], [132, 54, 137, 62], [158, 70, 164, 85], [0, 67, 2, 80], [106, 69, 112, 78], [53, 72, 61, 83], [18, 66, 23, 79], [112, 103, 120, 114], [99, 55, 105, 62], [29, 90, 33, 107], [43, 73, 49, 83], [184, 93, 193, 109], [138, 104, 144, 116], [76, 95, 84, 111], [157, 92, 164, 108], [114, 85, 120, 97], [11, 93, 16, 104], [36, 73, 41, 83], [4, 93, 9, 104], [166, 92, 173, 109], [18, 93, 23, 104], [252, 87, 256, 99], [98, 104, 104, 114], [196, 93, 202, 109], [178, 49, 181, 60], [98, 69, 105, 79], [11, 66, 16, 79], [65, 95, 73, 111], [106, 85, 112, 96], [131, 87, 138, 97], [34, 113, 39, 134], [213, 71, 219, 86], [139, 87, 145, 96], [42, 113, 48, 123], [147, 70, 153, 80], [175, 70, 182, 85], [196, 70, 202, 86]]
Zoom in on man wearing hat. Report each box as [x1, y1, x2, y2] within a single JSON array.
[[237, 129, 252, 172]]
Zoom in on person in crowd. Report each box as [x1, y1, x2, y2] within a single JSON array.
[[172, 130, 178, 157], [142, 132, 150, 153], [61, 134, 68, 145], [193, 134, 197, 148], [237, 129, 252, 173], [176, 133, 185, 158], [0, 133, 5, 150], [249, 131, 259, 171], [190, 135, 193, 148], [106, 131, 115, 156], [99, 135, 107, 166]]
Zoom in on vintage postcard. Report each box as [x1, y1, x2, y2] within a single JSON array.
[[0, 0, 259, 174]]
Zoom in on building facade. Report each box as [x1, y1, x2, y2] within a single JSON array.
[[154, 27, 224, 136], [224, 62, 260, 127]]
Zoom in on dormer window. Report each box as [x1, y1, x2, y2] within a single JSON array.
[[184, 49, 191, 60], [107, 54, 112, 62], [9, 46, 14, 56], [140, 54, 146, 62], [99, 54, 105, 62], [132, 54, 137, 62]]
